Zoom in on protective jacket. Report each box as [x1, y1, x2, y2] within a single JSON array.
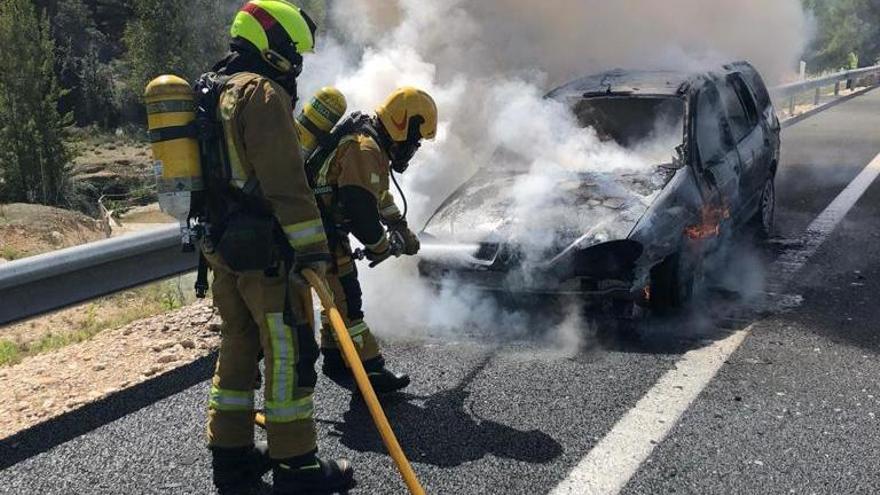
[[313, 132, 403, 255], [308, 131, 406, 364], [216, 72, 329, 259]]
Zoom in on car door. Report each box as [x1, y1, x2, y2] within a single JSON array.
[[718, 74, 766, 222], [693, 82, 740, 214]]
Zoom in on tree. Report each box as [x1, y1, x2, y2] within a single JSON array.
[[802, 0, 880, 71], [120, 0, 228, 120], [0, 0, 72, 205], [53, 0, 115, 126]]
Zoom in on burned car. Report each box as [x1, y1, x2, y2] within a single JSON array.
[[418, 61, 780, 314]]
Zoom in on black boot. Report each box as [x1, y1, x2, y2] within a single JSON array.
[[273, 454, 354, 494], [211, 441, 271, 491], [322, 351, 410, 394]]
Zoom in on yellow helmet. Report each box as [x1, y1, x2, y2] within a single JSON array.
[[376, 87, 438, 143], [230, 1, 317, 74]]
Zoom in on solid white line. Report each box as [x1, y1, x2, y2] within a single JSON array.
[[768, 152, 880, 293], [549, 328, 750, 495], [550, 151, 880, 495]]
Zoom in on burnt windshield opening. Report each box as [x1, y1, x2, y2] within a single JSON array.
[[572, 95, 685, 163]]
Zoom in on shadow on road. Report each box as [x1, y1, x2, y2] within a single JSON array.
[[0, 352, 217, 470], [321, 354, 563, 467]]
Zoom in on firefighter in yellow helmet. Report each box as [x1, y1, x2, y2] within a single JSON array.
[[307, 87, 438, 392], [196, 2, 352, 493]]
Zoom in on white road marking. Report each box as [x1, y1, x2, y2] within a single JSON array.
[[550, 151, 880, 495], [550, 328, 749, 495], [767, 152, 880, 293]]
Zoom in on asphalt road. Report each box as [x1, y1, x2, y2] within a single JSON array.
[[1, 89, 879, 495]]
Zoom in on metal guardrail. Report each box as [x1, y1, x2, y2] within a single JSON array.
[[1, 66, 880, 327], [770, 64, 880, 113], [0, 225, 196, 325]]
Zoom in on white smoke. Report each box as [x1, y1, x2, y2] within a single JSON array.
[[296, 0, 809, 345]]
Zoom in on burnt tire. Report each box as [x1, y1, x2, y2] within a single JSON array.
[[748, 176, 776, 239], [650, 252, 699, 314]]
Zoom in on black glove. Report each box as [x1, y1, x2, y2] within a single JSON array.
[[289, 256, 330, 289], [365, 243, 393, 268], [387, 221, 420, 256]]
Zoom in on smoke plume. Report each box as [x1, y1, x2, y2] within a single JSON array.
[[296, 0, 809, 345]]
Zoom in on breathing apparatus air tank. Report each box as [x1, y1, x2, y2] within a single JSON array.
[[296, 86, 347, 160], [144, 75, 204, 247]]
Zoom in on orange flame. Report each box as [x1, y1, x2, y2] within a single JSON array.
[[686, 204, 730, 240]]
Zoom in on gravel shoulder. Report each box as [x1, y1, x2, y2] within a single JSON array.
[[0, 302, 220, 440]]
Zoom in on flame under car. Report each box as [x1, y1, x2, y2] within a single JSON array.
[[418, 62, 780, 314]]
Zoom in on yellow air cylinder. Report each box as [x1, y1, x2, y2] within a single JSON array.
[[144, 75, 203, 224], [296, 86, 347, 160]]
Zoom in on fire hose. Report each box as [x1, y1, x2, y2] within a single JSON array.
[[255, 268, 425, 495]]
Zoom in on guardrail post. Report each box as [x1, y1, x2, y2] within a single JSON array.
[[834, 81, 841, 96], [846, 78, 853, 90], [814, 87, 822, 105], [789, 96, 795, 115]]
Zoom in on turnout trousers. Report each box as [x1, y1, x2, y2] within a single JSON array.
[[319, 233, 382, 362], [205, 251, 319, 460]]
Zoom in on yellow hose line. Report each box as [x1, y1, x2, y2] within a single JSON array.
[[303, 269, 425, 495], [256, 270, 425, 494]]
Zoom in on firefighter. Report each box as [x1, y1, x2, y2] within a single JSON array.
[[309, 87, 438, 393], [198, 2, 352, 493]]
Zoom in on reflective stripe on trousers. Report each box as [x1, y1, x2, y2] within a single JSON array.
[[267, 313, 294, 409], [265, 395, 315, 422], [209, 386, 255, 412]]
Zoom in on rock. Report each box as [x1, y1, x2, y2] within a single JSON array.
[[157, 353, 178, 364], [122, 327, 134, 336], [93, 363, 107, 372], [161, 324, 170, 332], [42, 399, 55, 409], [179, 339, 196, 350], [143, 366, 162, 377], [151, 340, 175, 352], [49, 231, 65, 245]]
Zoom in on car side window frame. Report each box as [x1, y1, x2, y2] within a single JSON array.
[[692, 82, 735, 169], [717, 79, 753, 144], [728, 74, 760, 129]]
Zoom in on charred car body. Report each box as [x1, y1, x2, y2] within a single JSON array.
[[418, 62, 780, 313]]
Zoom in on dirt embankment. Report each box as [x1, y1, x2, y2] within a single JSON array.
[[0, 303, 220, 440], [0, 151, 210, 442], [0, 203, 109, 261]]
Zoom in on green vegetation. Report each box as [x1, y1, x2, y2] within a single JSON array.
[[0, 0, 327, 212], [0, 276, 198, 367], [0, 245, 23, 260], [0, 0, 72, 206], [802, 0, 880, 72]]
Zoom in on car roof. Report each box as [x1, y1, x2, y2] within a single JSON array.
[[546, 62, 758, 100]]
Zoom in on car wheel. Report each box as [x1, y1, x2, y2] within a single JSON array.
[[749, 176, 776, 239], [650, 251, 703, 314]]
